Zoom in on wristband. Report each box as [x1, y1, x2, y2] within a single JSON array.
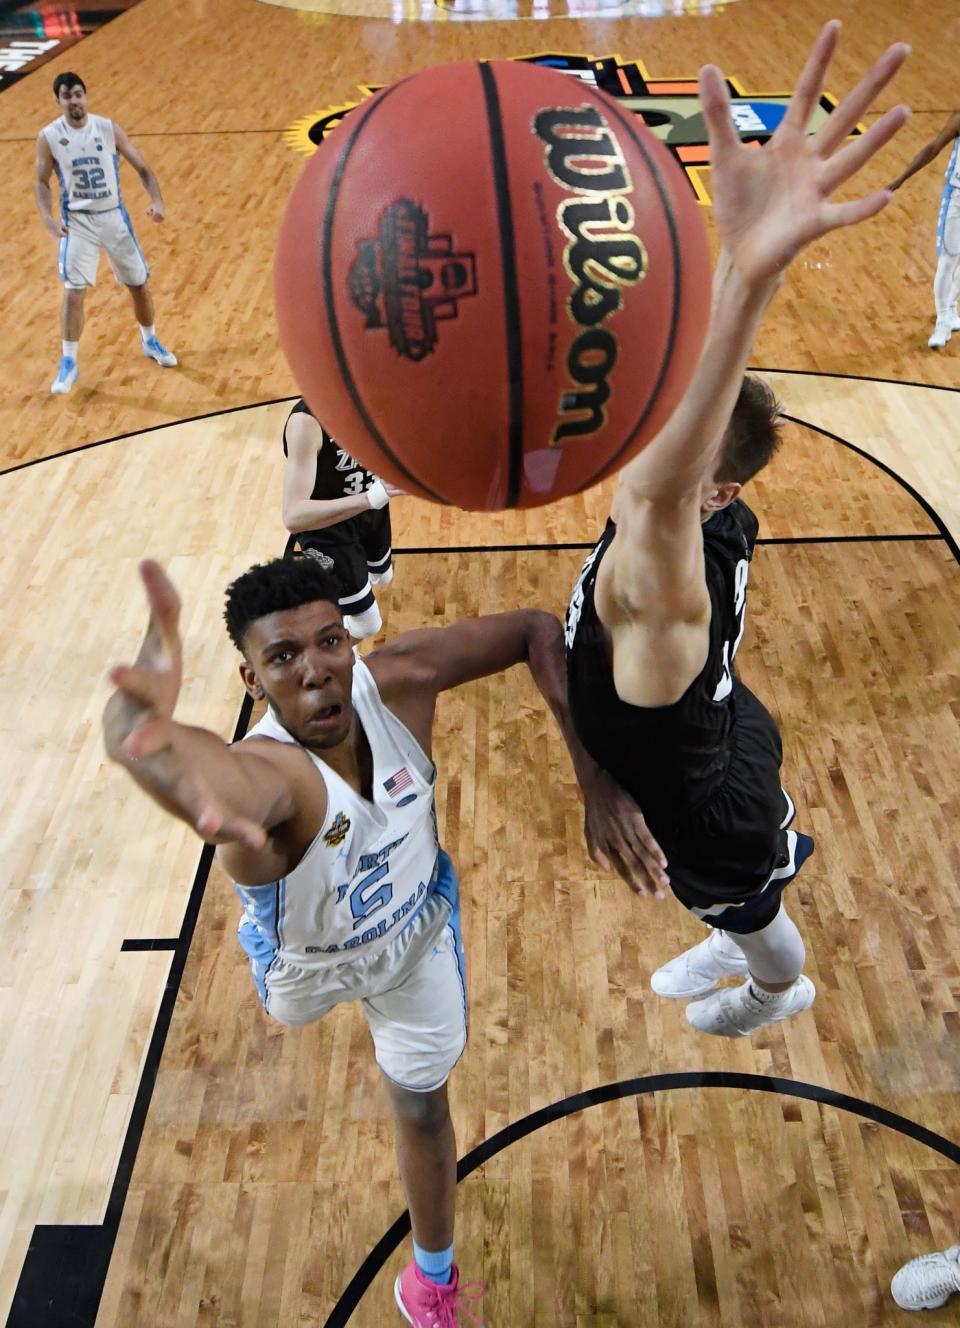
[[366, 479, 389, 510]]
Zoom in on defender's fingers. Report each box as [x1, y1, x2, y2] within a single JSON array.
[[699, 64, 739, 156], [139, 560, 182, 652], [822, 186, 894, 231], [109, 662, 166, 709], [813, 42, 910, 157], [818, 104, 909, 193], [780, 20, 842, 135]]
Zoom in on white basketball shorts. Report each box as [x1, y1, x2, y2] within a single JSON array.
[[240, 854, 468, 1093], [58, 206, 150, 289], [936, 186, 960, 258]]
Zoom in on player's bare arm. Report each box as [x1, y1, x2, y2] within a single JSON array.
[[114, 123, 165, 220], [889, 109, 960, 191], [369, 613, 669, 896], [282, 411, 400, 533], [34, 133, 66, 238], [102, 561, 325, 887], [597, 22, 909, 707]]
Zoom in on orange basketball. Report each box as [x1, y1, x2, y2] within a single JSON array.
[[274, 60, 712, 511]]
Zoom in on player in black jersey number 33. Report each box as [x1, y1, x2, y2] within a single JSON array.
[[566, 22, 910, 1038]]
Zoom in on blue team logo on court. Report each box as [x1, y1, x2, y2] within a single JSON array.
[[284, 53, 860, 205]]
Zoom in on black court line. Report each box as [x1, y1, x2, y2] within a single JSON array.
[[120, 937, 179, 952], [394, 532, 944, 555], [7, 693, 255, 1328], [6, 408, 959, 1327], [321, 1071, 960, 1328], [0, 395, 297, 479], [750, 363, 960, 396]]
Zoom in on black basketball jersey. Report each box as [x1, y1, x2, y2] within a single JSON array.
[[565, 500, 787, 889], [283, 399, 377, 500]]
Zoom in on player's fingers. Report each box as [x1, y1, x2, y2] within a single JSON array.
[[780, 20, 842, 135], [109, 662, 165, 709], [822, 186, 894, 232], [813, 42, 910, 157], [699, 64, 739, 157], [123, 715, 173, 761], [139, 560, 182, 655], [196, 800, 267, 850], [818, 104, 909, 192]]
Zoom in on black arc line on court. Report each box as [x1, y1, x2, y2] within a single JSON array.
[[321, 1071, 960, 1328]]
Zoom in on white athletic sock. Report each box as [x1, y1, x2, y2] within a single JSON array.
[[748, 980, 796, 1004], [139, 323, 156, 343], [62, 340, 78, 360]]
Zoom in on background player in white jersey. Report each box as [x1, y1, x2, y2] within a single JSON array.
[[34, 71, 177, 395], [889, 107, 960, 348], [102, 557, 661, 1327], [565, 24, 909, 1038], [282, 398, 404, 639]]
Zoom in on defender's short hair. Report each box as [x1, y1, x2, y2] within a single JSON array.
[[715, 374, 784, 485], [224, 557, 343, 652], [53, 72, 86, 98]]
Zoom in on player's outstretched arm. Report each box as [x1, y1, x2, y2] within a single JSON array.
[[888, 109, 960, 192], [370, 612, 669, 896], [114, 123, 165, 220], [601, 23, 909, 648], [103, 561, 297, 849]]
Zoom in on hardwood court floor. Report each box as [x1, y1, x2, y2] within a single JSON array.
[[2, 0, 960, 1322]]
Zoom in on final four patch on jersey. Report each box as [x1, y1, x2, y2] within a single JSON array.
[[323, 811, 351, 846]]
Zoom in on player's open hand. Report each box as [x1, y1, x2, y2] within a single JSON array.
[[702, 20, 910, 286], [105, 559, 183, 761], [581, 764, 669, 899]]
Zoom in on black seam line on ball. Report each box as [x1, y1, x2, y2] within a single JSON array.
[[479, 63, 525, 509], [321, 79, 447, 504], [320, 1070, 960, 1327], [571, 93, 686, 495]]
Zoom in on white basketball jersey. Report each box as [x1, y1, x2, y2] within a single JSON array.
[[42, 113, 120, 213], [946, 138, 960, 190], [234, 657, 440, 969]]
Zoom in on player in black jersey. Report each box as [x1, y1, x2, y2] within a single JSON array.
[[566, 23, 910, 1037], [282, 399, 404, 639]]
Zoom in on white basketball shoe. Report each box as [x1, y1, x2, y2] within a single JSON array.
[[928, 321, 952, 349], [685, 975, 815, 1038], [891, 1246, 960, 1311], [650, 930, 750, 999]]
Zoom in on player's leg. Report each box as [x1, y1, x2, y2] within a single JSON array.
[[52, 215, 98, 394], [655, 828, 816, 1038], [104, 210, 177, 365], [362, 860, 482, 1325], [363, 507, 394, 587], [930, 187, 960, 348]]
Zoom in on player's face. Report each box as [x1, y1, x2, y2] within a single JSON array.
[[58, 83, 88, 123], [240, 601, 356, 749]]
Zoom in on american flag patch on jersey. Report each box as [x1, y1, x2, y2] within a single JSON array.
[[384, 768, 413, 798]]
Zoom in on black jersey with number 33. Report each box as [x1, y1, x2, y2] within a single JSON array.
[[283, 398, 377, 500], [565, 500, 790, 897]]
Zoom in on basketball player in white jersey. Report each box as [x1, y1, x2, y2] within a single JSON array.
[[34, 71, 177, 395], [889, 107, 960, 347], [103, 557, 663, 1327]]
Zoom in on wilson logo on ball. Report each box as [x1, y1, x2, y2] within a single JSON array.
[[348, 199, 478, 362], [533, 105, 647, 447]]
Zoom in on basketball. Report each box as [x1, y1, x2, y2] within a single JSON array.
[[274, 60, 712, 510]]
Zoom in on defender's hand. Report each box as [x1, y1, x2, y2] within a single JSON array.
[[581, 765, 669, 899], [702, 21, 910, 286], [147, 202, 165, 222]]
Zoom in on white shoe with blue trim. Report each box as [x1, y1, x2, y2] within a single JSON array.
[[142, 334, 177, 367], [50, 355, 78, 395]]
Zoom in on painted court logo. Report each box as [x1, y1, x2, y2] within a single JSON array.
[[285, 53, 857, 205], [348, 199, 478, 361]]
